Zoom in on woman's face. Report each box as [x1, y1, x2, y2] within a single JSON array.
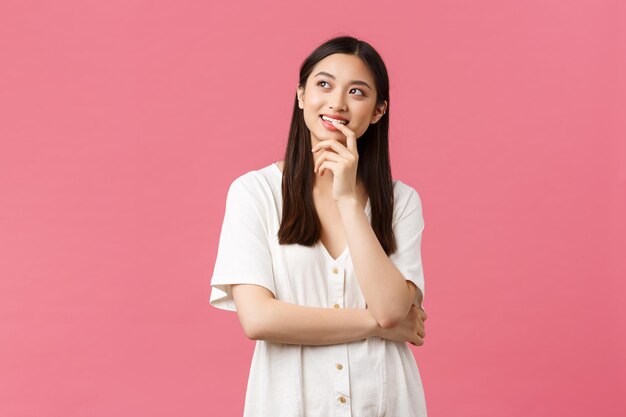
[[297, 53, 387, 145]]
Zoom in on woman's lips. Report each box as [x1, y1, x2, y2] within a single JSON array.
[[320, 115, 347, 131]]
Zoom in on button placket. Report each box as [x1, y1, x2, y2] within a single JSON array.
[[330, 265, 344, 309], [329, 264, 351, 416], [333, 346, 351, 416]]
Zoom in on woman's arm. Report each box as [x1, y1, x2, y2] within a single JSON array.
[[232, 284, 381, 345], [337, 198, 414, 328]]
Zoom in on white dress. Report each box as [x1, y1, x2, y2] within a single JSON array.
[[210, 162, 428, 417]]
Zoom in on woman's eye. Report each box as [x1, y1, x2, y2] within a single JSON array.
[[350, 88, 365, 96]]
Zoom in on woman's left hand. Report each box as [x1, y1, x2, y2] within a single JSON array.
[[311, 119, 359, 202]]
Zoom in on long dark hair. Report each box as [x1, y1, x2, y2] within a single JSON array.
[[278, 35, 398, 256]]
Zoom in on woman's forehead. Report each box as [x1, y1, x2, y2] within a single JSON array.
[[311, 54, 374, 84]]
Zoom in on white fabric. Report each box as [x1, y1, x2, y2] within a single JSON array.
[[210, 162, 427, 417]]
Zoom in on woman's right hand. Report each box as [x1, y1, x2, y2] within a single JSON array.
[[375, 304, 427, 346]]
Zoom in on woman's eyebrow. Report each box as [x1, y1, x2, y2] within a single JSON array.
[[314, 71, 372, 89]]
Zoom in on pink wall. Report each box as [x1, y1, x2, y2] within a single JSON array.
[[1, 1, 624, 416]]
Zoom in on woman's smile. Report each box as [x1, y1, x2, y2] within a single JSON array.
[[320, 115, 349, 131]]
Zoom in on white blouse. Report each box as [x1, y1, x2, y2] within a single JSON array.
[[210, 162, 427, 417]]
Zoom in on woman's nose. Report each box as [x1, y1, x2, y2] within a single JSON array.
[[329, 92, 347, 111]]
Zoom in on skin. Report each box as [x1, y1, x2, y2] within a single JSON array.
[[231, 53, 427, 345], [297, 53, 387, 201]]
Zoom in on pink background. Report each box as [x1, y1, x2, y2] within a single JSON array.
[[1, 1, 624, 416]]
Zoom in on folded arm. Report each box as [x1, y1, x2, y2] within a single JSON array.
[[337, 189, 426, 328], [337, 198, 417, 328], [231, 283, 383, 345], [231, 280, 422, 346]]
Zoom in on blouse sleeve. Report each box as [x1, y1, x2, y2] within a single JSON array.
[[388, 184, 426, 307], [209, 175, 277, 312]]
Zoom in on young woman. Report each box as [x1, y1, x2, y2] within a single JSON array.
[[210, 35, 429, 417]]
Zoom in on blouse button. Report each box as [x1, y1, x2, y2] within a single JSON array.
[[336, 363, 343, 370], [333, 304, 340, 308], [332, 267, 339, 275], [338, 396, 347, 403]]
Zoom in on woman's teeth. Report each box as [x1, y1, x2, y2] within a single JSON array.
[[321, 115, 348, 125]]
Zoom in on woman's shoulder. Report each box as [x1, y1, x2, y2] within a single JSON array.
[[392, 178, 422, 202], [223, 164, 278, 210], [391, 178, 423, 221], [228, 164, 276, 192]]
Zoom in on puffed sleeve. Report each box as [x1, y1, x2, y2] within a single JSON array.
[[388, 183, 426, 307], [209, 175, 276, 312]]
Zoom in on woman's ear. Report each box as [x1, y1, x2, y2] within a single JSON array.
[[297, 84, 304, 109], [372, 100, 388, 124]]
